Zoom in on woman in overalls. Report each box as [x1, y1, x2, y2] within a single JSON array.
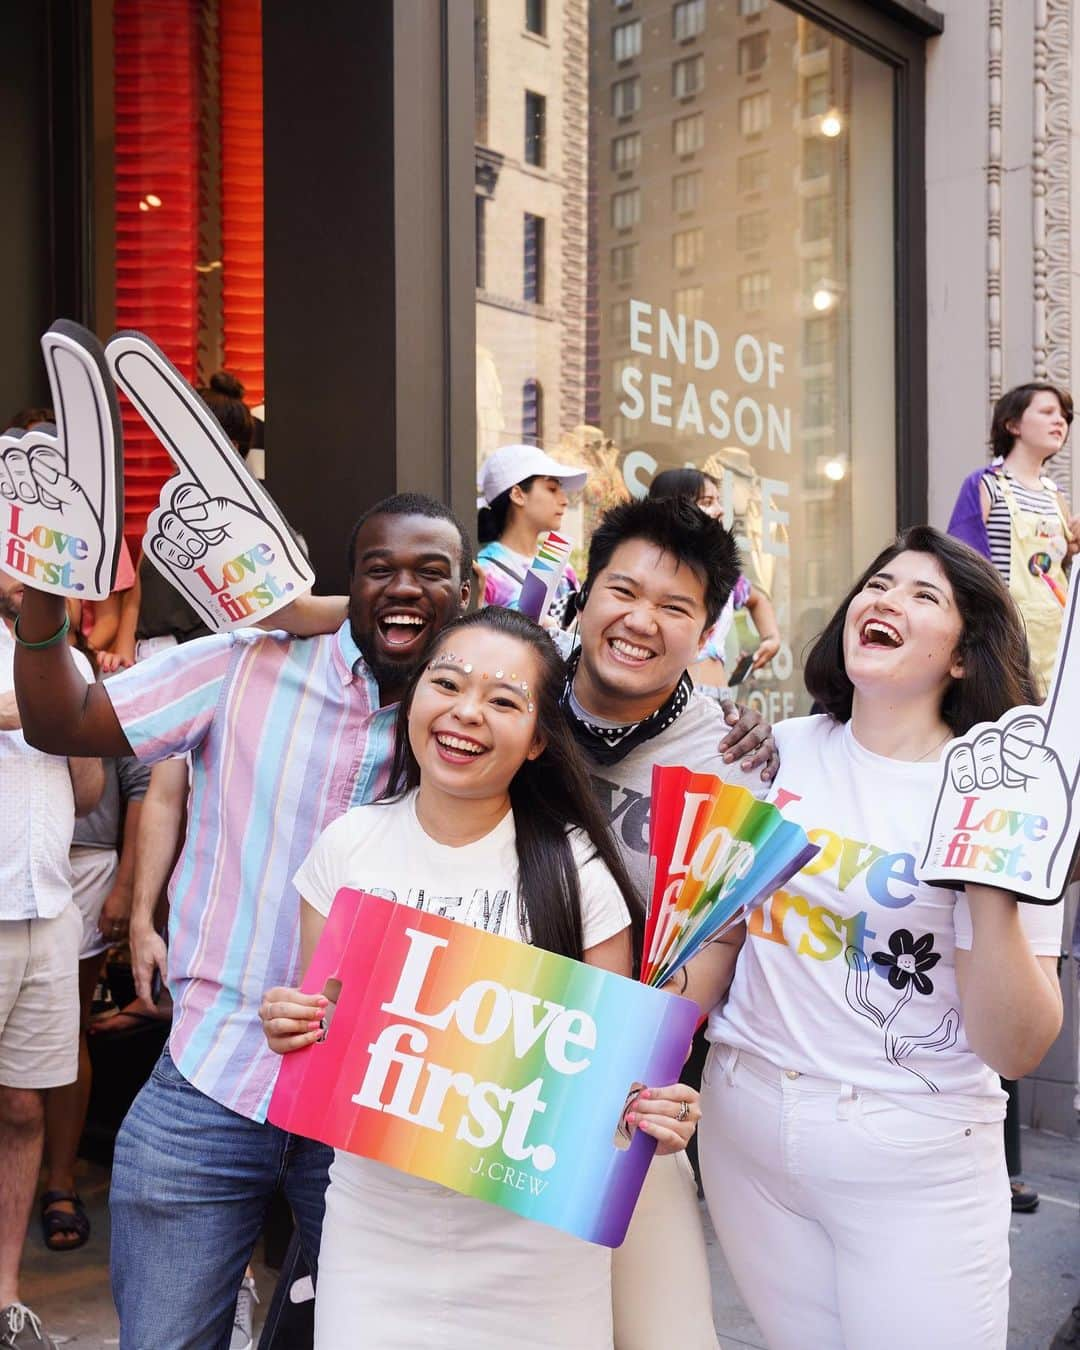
[[949, 381, 1077, 693], [947, 378, 1078, 1213]]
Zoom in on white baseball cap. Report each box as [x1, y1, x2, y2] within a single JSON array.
[[479, 444, 589, 505]]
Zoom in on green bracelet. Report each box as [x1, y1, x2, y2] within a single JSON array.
[[13, 612, 71, 650]]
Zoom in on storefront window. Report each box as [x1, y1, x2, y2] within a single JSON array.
[[475, 0, 896, 719], [92, 0, 264, 550]]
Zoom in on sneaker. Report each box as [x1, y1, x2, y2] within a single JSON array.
[[230, 1274, 259, 1350], [1009, 1180, 1039, 1213], [1050, 1301, 1080, 1349], [0, 1304, 57, 1349]]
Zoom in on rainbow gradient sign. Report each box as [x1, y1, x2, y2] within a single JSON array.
[[268, 890, 698, 1246]]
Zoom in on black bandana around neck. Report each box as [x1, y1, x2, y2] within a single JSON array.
[[559, 650, 694, 766]]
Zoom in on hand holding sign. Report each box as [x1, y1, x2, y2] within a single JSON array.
[[0, 321, 122, 600], [105, 331, 314, 631], [921, 578, 1080, 902]]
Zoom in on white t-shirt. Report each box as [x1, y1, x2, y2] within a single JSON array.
[[711, 716, 1063, 1121], [0, 624, 94, 920], [295, 789, 630, 947], [294, 789, 631, 1202]]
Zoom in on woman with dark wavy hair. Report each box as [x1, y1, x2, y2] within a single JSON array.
[[260, 607, 698, 1348], [689, 526, 1063, 1350]]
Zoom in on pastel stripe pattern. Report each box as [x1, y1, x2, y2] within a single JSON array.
[[269, 890, 699, 1246], [105, 624, 397, 1120]]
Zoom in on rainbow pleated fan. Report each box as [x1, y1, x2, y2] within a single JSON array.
[[641, 765, 819, 989]]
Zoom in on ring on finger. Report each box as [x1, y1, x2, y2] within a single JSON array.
[[677, 1099, 691, 1123]]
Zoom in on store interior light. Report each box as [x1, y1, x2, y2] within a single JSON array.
[[820, 111, 843, 138], [812, 286, 836, 312], [823, 457, 847, 482], [195, 259, 224, 273], [144, 193, 162, 207]]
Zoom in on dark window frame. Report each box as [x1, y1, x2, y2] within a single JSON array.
[[524, 89, 546, 166], [524, 211, 545, 303]]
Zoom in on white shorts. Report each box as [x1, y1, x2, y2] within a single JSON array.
[[70, 844, 119, 961], [0, 905, 81, 1089]]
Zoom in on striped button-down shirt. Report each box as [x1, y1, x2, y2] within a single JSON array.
[[106, 623, 397, 1120]]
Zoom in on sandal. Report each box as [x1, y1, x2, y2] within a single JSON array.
[[40, 1190, 90, 1251]]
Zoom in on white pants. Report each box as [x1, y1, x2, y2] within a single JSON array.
[[699, 1044, 1011, 1350]]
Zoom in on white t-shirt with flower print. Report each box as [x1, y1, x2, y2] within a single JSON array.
[[709, 716, 1063, 1121]]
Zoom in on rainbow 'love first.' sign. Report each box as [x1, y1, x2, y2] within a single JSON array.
[[267, 890, 698, 1247]]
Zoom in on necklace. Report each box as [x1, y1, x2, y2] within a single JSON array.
[[913, 731, 952, 763]]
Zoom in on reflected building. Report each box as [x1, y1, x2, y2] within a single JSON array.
[[474, 0, 589, 467]]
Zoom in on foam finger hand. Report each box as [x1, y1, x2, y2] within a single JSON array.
[[158, 509, 209, 559], [948, 743, 976, 793], [972, 728, 1002, 789], [150, 531, 196, 572], [5, 448, 39, 504]]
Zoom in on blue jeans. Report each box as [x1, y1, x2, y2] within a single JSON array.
[[110, 1048, 331, 1350]]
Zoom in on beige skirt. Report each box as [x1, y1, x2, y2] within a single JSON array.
[[315, 1152, 613, 1349]]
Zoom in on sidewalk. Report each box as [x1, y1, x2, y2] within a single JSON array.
[[20, 1126, 1079, 1348]]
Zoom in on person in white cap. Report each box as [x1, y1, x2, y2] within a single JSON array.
[[477, 444, 588, 624]]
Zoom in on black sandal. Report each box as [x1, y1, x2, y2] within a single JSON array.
[[40, 1190, 90, 1251]]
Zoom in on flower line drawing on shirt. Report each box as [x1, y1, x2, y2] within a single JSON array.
[[844, 930, 959, 1093]]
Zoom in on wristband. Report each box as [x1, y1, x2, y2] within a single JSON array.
[[13, 612, 71, 650]]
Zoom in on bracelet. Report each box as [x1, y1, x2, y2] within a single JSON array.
[[13, 612, 71, 650]]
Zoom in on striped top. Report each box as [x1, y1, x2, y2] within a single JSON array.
[[105, 624, 397, 1120], [982, 463, 1065, 583]]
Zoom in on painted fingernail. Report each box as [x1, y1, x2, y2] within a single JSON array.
[[626, 1113, 637, 1125], [640, 1088, 652, 1099], [308, 1020, 323, 1030]]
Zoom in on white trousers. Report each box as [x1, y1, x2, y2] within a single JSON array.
[[699, 1044, 1011, 1350]]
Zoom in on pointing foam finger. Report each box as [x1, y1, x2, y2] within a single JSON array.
[[948, 744, 976, 793], [106, 331, 260, 508], [5, 449, 39, 503], [40, 321, 122, 523], [972, 728, 1002, 788], [158, 512, 209, 559], [150, 534, 194, 571]]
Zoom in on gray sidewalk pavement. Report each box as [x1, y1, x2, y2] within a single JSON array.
[[20, 1126, 1079, 1349]]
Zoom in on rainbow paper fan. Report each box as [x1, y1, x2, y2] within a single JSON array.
[[641, 765, 819, 989]]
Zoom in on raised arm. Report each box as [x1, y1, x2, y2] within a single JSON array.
[[15, 587, 132, 756], [258, 593, 346, 637], [954, 885, 1062, 1079]]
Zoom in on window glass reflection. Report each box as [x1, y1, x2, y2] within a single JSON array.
[[475, 0, 896, 718]]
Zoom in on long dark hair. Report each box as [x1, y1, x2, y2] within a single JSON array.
[[989, 381, 1073, 460], [477, 476, 538, 545], [648, 466, 716, 502], [384, 606, 644, 962], [804, 526, 1037, 735]]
